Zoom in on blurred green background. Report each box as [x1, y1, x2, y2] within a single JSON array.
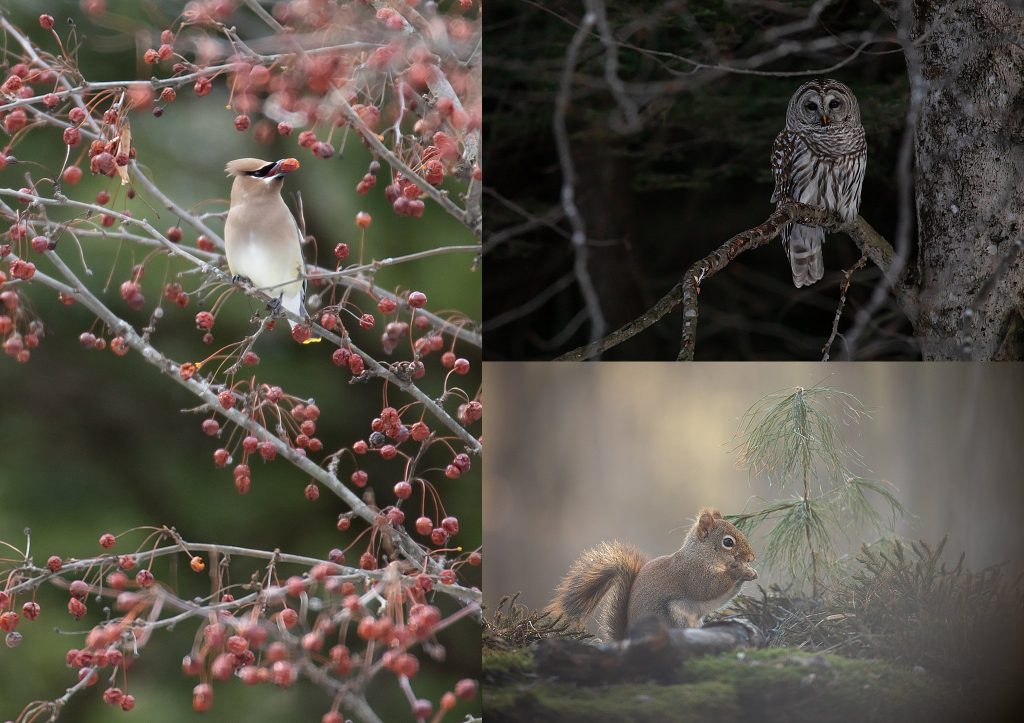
[[0, 1, 480, 720]]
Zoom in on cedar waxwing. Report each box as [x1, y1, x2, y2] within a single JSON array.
[[224, 157, 310, 333]]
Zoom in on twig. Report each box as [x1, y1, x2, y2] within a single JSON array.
[[821, 252, 869, 361], [553, 8, 606, 351]]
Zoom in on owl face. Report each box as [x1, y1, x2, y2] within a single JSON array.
[[786, 79, 861, 131]]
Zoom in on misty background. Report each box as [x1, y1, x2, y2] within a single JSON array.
[[484, 363, 1024, 612]]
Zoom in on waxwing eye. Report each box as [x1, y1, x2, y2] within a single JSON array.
[[828, 99, 841, 110], [248, 162, 276, 178], [722, 535, 735, 549]]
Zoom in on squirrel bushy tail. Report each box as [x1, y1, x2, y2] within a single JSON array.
[[546, 541, 647, 640]]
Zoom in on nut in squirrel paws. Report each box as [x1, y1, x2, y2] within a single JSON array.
[[728, 560, 758, 581]]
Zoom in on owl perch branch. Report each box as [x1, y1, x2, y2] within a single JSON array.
[[555, 202, 896, 361]]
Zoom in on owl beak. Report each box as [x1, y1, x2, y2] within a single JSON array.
[[821, 114, 830, 126]]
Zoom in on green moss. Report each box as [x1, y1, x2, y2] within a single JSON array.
[[483, 648, 535, 683], [484, 647, 972, 722]]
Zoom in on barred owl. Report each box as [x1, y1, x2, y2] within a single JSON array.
[[771, 79, 867, 287]]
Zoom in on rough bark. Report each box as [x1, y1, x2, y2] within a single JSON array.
[[910, 0, 1024, 359]]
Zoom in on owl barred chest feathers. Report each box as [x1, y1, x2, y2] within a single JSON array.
[[770, 79, 867, 287], [788, 128, 867, 222]]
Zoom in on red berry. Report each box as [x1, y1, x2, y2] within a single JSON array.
[[192, 683, 213, 712], [259, 441, 277, 461], [455, 678, 478, 700], [412, 700, 433, 719], [410, 421, 430, 441], [378, 297, 397, 314], [441, 516, 459, 535], [62, 165, 83, 185], [333, 243, 349, 260], [331, 348, 351, 366], [304, 483, 319, 500], [415, 517, 432, 536], [408, 291, 427, 308], [0, 611, 18, 632], [277, 122, 292, 136], [393, 480, 412, 499], [63, 127, 81, 146], [234, 114, 250, 131], [195, 311, 214, 329], [167, 226, 183, 242], [47, 555, 62, 572], [99, 533, 116, 549], [355, 212, 372, 229], [22, 601, 40, 620], [67, 598, 87, 620], [201, 419, 220, 436], [39, 14, 55, 29], [312, 141, 335, 158]]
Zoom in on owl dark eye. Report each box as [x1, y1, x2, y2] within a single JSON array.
[[722, 535, 735, 549], [804, 101, 817, 112], [828, 99, 841, 109]]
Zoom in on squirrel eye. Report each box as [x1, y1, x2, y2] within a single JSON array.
[[722, 535, 735, 549]]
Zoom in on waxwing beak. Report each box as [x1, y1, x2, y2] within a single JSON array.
[[821, 114, 830, 126]]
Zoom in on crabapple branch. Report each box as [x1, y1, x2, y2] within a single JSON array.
[[4, 530, 480, 723]]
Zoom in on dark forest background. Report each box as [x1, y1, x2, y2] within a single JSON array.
[[484, 0, 916, 360]]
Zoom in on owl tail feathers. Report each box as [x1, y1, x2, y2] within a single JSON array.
[[786, 224, 825, 288]]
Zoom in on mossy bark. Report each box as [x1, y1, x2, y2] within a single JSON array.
[[484, 647, 977, 723]]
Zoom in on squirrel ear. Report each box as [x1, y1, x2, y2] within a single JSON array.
[[696, 508, 719, 539]]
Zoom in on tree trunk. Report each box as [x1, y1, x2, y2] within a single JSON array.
[[910, 0, 1024, 359]]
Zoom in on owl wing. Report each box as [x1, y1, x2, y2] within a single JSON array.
[[770, 130, 801, 205]]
